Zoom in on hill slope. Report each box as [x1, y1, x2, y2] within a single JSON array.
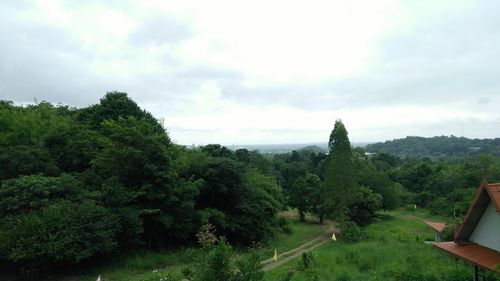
[[365, 136, 500, 159]]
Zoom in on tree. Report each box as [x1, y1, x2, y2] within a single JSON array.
[[0, 201, 119, 264], [346, 186, 382, 226], [289, 174, 321, 221], [0, 94, 286, 276], [323, 120, 357, 222]]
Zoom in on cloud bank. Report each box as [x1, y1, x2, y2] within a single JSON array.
[[1, 0, 499, 144]]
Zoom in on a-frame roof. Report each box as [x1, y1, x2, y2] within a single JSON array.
[[433, 180, 500, 273], [455, 180, 500, 242]]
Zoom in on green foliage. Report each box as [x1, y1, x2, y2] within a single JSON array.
[[289, 174, 322, 221], [264, 212, 475, 281], [3, 93, 499, 279], [194, 238, 264, 281], [275, 216, 292, 234], [440, 268, 472, 281], [366, 135, 500, 159], [195, 238, 234, 281], [441, 219, 461, 241], [0, 94, 285, 276], [346, 186, 382, 226], [0, 201, 119, 270], [234, 250, 265, 281], [196, 224, 218, 249], [0, 174, 84, 216], [298, 251, 316, 270], [340, 221, 364, 243], [196, 156, 283, 244], [324, 120, 357, 221], [354, 149, 400, 210]]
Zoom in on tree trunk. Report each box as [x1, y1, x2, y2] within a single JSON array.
[[299, 209, 305, 221]]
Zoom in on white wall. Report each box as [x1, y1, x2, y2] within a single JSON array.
[[470, 201, 500, 252]]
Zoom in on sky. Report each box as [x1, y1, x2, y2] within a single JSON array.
[[1, 0, 499, 145]]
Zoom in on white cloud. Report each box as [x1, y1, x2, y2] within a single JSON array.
[[1, 0, 499, 145]]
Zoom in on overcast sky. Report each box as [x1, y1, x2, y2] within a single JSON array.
[[1, 0, 499, 145]]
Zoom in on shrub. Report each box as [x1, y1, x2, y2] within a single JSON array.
[[341, 221, 364, 242], [194, 237, 264, 281], [234, 249, 264, 281], [196, 224, 218, 249], [442, 219, 461, 241], [298, 251, 316, 270], [276, 217, 292, 234]]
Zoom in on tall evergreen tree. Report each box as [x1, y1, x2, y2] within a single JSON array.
[[323, 120, 356, 222]]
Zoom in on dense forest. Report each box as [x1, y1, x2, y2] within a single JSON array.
[[1, 93, 500, 278], [0, 93, 285, 276], [366, 136, 500, 159]]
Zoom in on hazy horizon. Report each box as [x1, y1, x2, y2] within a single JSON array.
[[1, 1, 500, 145]]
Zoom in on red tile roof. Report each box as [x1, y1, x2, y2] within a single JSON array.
[[433, 242, 500, 272], [424, 221, 446, 232], [488, 183, 500, 212]]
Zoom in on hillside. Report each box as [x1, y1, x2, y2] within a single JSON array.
[[365, 136, 500, 159]]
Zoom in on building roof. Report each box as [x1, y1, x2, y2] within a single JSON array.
[[433, 180, 500, 272], [433, 242, 500, 272], [489, 183, 500, 211], [424, 221, 446, 233], [455, 180, 500, 242]]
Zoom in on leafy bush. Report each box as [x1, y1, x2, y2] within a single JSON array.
[[346, 186, 383, 226], [0, 201, 119, 275], [442, 220, 461, 241], [234, 250, 264, 281], [276, 217, 292, 234], [194, 238, 264, 281], [341, 221, 365, 242]]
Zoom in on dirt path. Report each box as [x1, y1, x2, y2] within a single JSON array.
[[261, 224, 336, 272]]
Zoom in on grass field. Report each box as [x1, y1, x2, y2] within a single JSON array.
[[73, 214, 329, 281], [31, 209, 500, 281], [263, 210, 498, 281]]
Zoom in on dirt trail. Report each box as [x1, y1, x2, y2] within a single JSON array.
[[261, 224, 336, 272], [401, 214, 425, 222]]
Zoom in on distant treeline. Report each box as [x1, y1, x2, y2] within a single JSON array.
[[366, 136, 500, 159]]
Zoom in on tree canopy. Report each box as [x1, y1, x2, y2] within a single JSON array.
[[0, 93, 284, 275]]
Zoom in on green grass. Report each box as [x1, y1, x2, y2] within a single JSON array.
[[71, 214, 329, 281], [263, 211, 475, 281], [254, 216, 330, 260], [35, 210, 499, 281]]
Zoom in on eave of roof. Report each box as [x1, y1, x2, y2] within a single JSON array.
[[424, 221, 446, 233], [433, 242, 500, 272]]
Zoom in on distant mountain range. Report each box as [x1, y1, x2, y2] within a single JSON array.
[[226, 142, 370, 154], [365, 136, 500, 159], [227, 136, 500, 158]]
